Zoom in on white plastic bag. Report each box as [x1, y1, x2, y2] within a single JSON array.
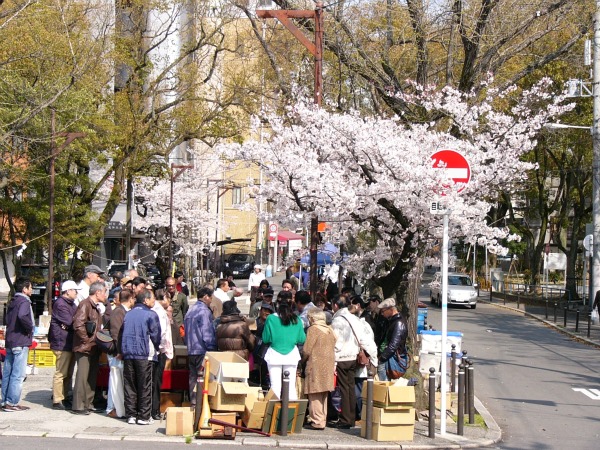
[[592, 307, 599, 325]]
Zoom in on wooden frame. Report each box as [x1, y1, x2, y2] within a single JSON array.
[[261, 399, 308, 434]]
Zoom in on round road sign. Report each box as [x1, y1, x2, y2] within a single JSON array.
[[431, 150, 471, 192]]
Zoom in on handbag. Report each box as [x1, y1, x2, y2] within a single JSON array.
[[341, 316, 370, 367], [385, 351, 409, 380], [592, 307, 599, 325], [95, 329, 117, 355], [85, 320, 97, 337]]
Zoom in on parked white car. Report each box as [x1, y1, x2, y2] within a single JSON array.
[[430, 272, 478, 309]]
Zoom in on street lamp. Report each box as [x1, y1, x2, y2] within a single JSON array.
[[169, 163, 192, 275]]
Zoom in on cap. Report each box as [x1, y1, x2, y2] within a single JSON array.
[[254, 264, 262, 270], [262, 287, 274, 297], [260, 302, 275, 312], [61, 280, 80, 292], [84, 264, 105, 275], [120, 276, 132, 286], [377, 298, 396, 310]]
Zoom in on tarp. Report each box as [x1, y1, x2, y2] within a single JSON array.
[[269, 230, 305, 242], [300, 243, 346, 265]]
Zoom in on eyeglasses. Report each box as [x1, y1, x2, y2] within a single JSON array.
[[166, 284, 176, 288]]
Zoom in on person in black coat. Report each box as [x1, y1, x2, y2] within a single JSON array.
[[48, 281, 80, 409]]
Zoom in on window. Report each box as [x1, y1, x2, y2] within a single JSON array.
[[232, 187, 242, 205]]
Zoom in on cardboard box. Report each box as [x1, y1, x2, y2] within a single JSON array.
[[242, 388, 269, 429], [165, 406, 194, 436], [360, 422, 414, 442], [209, 412, 237, 439], [160, 392, 183, 413], [206, 351, 249, 382], [361, 381, 415, 408], [208, 381, 250, 412], [361, 407, 415, 425]]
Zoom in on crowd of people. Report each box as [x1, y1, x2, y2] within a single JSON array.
[[1, 263, 409, 431]]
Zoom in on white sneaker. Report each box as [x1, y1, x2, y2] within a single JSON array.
[[137, 418, 154, 425], [127, 417, 137, 425]]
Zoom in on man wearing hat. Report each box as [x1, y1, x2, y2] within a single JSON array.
[[48, 280, 80, 409], [377, 298, 408, 381], [248, 264, 265, 305], [249, 287, 274, 318], [76, 264, 105, 307]]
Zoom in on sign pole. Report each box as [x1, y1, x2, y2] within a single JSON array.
[[440, 211, 449, 435]]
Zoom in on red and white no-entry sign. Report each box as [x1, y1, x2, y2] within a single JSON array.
[[431, 149, 471, 192], [268, 223, 278, 237]]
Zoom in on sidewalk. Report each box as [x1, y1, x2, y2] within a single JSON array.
[[480, 293, 600, 349], [0, 365, 500, 449], [0, 273, 502, 448]]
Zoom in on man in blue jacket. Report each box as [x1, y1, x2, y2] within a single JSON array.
[[1, 277, 34, 412], [184, 286, 217, 406], [121, 289, 161, 425], [48, 280, 80, 410]]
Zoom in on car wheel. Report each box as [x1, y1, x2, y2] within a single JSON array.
[[430, 292, 435, 304], [437, 295, 442, 307], [471, 304, 477, 309]]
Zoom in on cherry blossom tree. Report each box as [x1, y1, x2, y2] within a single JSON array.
[[219, 79, 573, 303]]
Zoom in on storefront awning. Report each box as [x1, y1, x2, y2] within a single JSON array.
[[269, 230, 305, 242]]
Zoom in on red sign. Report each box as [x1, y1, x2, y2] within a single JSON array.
[[431, 150, 471, 193], [269, 223, 278, 238]]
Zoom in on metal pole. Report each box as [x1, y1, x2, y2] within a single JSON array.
[[576, 309, 580, 331], [554, 302, 558, 322], [467, 360, 475, 424], [47, 110, 57, 314], [450, 344, 457, 393], [592, 0, 600, 309], [440, 212, 449, 434], [461, 351, 468, 415], [428, 368, 436, 438], [457, 364, 465, 436], [545, 299, 549, 320], [564, 306, 568, 328], [314, 2, 323, 106], [280, 370, 290, 436], [588, 312, 592, 337], [169, 164, 175, 272], [365, 369, 374, 440]]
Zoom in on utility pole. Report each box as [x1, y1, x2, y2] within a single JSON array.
[[592, 0, 600, 302], [169, 164, 193, 275], [48, 110, 85, 314], [257, 2, 324, 299]]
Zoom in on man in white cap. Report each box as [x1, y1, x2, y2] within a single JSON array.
[[248, 264, 265, 305], [48, 280, 80, 409]]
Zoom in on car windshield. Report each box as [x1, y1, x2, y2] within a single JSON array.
[[448, 275, 472, 286], [229, 255, 251, 262], [20, 266, 49, 285]]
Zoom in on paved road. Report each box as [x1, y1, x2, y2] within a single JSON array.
[[423, 284, 600, 449]]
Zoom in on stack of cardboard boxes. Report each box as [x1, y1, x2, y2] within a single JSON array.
[[360, 381, 416, 441]]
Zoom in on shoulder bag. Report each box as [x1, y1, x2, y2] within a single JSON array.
[[341, 316, 370, 367]]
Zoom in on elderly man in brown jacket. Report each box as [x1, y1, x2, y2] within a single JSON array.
[[71, 281, 106, 415], [301, 308, 337, 430]]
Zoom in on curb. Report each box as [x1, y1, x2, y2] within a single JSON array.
[[480, 299, 600, 350]]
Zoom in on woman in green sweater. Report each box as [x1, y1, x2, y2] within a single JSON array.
[[262, 301, 306, 400]]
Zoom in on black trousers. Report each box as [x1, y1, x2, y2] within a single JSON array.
[[151, 353, 167, 417], [188, 354, 205, 406], [124, 359, 153, 421], [336, 360, 357, 426]]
